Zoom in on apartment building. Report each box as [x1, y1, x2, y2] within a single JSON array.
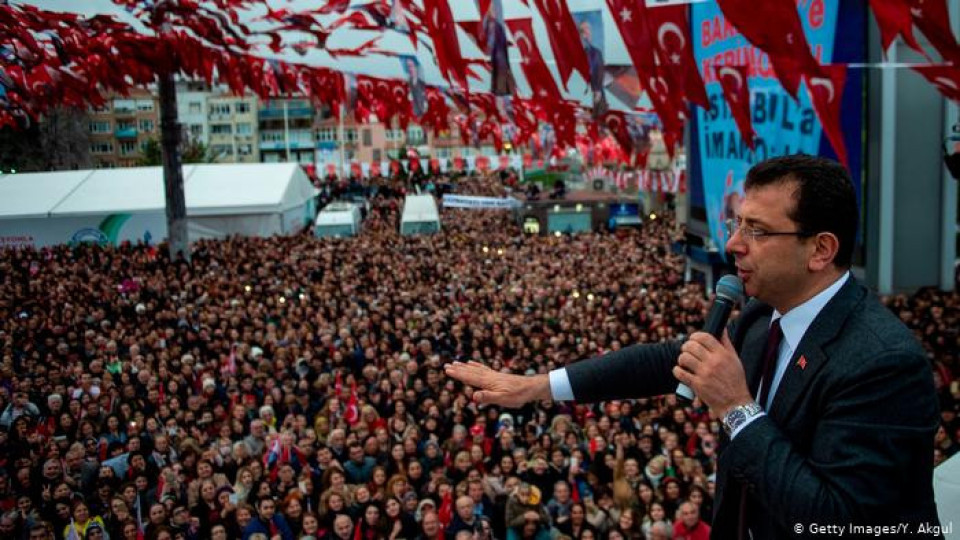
[[88, 89, 160, 168], [207, 95, 260, 163], [177, 81, 211, 147], [258, 97, 316, 164]]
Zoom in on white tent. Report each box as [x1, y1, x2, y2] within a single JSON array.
[[0, 163, 318, 249]]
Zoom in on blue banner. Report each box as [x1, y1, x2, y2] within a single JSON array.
[[691, 0, 846, 253]]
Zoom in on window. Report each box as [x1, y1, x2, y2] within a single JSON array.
[[385, 129, 404, 142], [91, 104, 110, 114], [139, 120, 154, 133], [89, 121, 111, 134], [136, 100, 154, 112], [236, 123, 252, 135], [261, 131, 284, 143], [212, 144, 233, 156], [119, 141, 137, 155], [344, 129, 358, 143], [117, 121, 135, 131], [210, 103, 231, 116], [210, 124, 232, 135], [188, 102, 202, 115], [237, 144, 253, 156], [236, 102, 251, 114], [90, 142, 114, 154], [113, 99, 135, 113], [373, 149, 382, 161], [190, 124, 203, 138], [318, 128, 338, 142], [362, 129, 372, 146], [140, 140, 151, 152], [406, 126, 425, 144]]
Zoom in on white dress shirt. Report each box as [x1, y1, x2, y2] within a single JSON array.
[[548, 272, 851, 439]]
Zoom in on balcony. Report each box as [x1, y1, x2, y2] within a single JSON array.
[[258, 106, 314, 120], [259, 129, 315, 151], [115, 127, 138, 138]]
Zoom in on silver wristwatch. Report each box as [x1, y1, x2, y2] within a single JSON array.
[[722, 402, 763, 436]]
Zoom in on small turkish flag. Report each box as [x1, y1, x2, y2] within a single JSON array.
[[797, 356, 808, 370]]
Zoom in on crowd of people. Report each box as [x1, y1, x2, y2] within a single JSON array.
[[0, 173, 956, 540]]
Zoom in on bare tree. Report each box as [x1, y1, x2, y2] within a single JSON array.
[[0, 106, 91, 172]]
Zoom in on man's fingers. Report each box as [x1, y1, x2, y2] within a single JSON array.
[[721, 329, 735, 351], [688, 331, 722, 351], [672, 365, 693, 387], [676, 351, 700, 373]]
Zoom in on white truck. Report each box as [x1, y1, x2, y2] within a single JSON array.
[[400, 194, 441, 235], [313, 201, 363, 238]]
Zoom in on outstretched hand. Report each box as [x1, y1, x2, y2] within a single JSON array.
[[443, 361, 551, 408]]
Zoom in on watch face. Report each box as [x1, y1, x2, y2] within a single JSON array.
[[727, 410, 745, 428]]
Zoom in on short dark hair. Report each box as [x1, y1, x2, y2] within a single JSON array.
[[744, 155, 858, 268]]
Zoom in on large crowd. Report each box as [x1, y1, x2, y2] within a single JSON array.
[[0, 174, 957, 540]]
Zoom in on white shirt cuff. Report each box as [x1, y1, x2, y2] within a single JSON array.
[[730, 411, 766, 439], [549, 368, 575, 401]]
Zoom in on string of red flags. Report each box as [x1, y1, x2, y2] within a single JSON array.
[[1, 0, 960, 171]]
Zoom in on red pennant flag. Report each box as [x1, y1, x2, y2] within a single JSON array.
[[506, 18, 564, 103], [600, 110, 635, 160], [318, 0, 351, 15], [429, 157, 441, 174], [868, 0, 926, 57], [370, 161, 382, 177], [350, 162, 362, 178], [476, 155, 491, 173], [454, 156, 466, 171], [715, 65, 756, 149], [606, 0, 658, 94], [912, 65, 960, 102], [646, 4, 709, 109], [806, 65, 848, 168], [910, 0, 960, 64], [529, 0, 591, 90], [325, 163, 338, 178], [499, 154, 510, 170], [715, 0, 821, 98], [422, 0, 470, 91], [523, 153, 533, 168]]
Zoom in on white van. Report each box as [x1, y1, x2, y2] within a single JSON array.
[[314, 201, 362, 238], [400, 194, 441, 235]]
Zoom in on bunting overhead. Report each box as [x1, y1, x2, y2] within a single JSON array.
[[0, 0, 956, 170]]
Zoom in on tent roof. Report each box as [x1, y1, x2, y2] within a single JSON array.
[[0, 163, 317, 219], [51, 166, 190, 217], [186, 163, 313, 216], [0, 170, 94, 218]]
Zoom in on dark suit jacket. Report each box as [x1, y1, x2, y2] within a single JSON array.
[[566, 277, 941, 538]]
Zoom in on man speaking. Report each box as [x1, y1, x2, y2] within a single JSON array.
[[446, 155, 941, 537]]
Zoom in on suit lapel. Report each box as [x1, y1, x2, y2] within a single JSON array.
[[767, 277, 865, 423]]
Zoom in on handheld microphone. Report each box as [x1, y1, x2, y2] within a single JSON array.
[[676, 275, 744, 401]]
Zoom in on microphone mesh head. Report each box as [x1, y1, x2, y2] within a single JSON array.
[[715, 275, 744, 303]]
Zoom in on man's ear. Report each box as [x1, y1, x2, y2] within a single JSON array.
[[807, 232, 840, 272]]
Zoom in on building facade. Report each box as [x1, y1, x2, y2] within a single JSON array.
[[207, 94, 260, 163], [88, 89, 160, 168]]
